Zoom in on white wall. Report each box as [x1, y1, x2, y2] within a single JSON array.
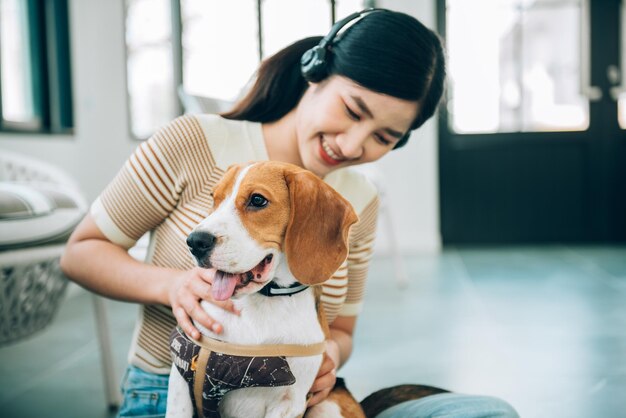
[[0, 0, 441, 255], [0, 0, 137, 199], [355, 0, 441, 254]]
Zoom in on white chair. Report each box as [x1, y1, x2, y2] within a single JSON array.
[[0, 150, 121, 408]]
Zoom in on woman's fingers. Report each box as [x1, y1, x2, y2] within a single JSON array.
[[172, 305, 201, 340], [188, 276, 212, 300], [168, 267, 243, 338], [307, 387, 332, 407], [178, 290, 223, 334], [309, 366, 336, 394], [307, 353, 337, 407], [316, 353, 336, 376], [195, 269, 240, 315]]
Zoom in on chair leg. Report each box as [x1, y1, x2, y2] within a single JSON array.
[[92, 295, 121, 410]]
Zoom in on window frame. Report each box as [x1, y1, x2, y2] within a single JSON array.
[[439, 0, 591, 138], [0, 0, 74, 135], [124, 0, 346, 140]]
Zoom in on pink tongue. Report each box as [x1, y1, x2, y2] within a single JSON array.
[[211, 271, 239, 301]]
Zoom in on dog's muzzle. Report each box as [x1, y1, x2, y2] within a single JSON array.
[[187, 231, 216, 264]]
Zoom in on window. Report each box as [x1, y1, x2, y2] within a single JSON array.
[[0, 0, 73, 133], [180, 0, 258, 102], [125, 0, 178, 140], [445, 0, 588, 134], [125, 0, 365, 139]]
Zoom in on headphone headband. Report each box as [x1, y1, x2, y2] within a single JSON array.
[[300, 8, 387, 83], [318, 8, 380, 48]]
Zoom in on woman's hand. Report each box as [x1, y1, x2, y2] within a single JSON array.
[[307, 339, 340, 407], [168, 267, 239, 339]]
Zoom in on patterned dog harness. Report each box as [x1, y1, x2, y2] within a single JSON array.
[[169, 327, 326, 418]]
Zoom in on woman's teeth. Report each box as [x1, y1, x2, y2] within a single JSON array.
[[322, 138, 343, 161]]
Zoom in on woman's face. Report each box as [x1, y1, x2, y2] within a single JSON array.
[[294, 75, 419, 178]]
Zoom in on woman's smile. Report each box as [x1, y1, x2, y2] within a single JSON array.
[[318, 135, 346, 166], [291, 76, 418, 178]]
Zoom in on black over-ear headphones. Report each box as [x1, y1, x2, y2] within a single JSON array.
[[300, 8, 411, 150], [300, 8, 386, 83]]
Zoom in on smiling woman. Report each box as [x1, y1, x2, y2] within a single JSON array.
[[60, 7, 514, 418]]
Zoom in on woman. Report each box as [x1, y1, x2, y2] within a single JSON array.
[[61, 8, 517, 418]]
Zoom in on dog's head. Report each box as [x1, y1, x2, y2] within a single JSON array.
[[187, 161, 358, 301]]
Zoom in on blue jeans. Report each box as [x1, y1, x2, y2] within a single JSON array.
[[116, 366, 518, 418], [374, 392, 520, 418], [117, 366, 169, 418]]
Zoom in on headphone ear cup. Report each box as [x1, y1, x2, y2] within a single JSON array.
[[300, 45, 328, 83]]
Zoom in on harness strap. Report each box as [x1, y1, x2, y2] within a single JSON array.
[[182, 327, 327, 357], [177, 327, 325, 418], [194, 348, 211, 418]]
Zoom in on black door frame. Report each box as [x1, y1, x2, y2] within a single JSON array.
[[437, 0, 626, 245]]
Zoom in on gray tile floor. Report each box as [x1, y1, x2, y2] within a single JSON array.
[[1, 246, 625, 418]]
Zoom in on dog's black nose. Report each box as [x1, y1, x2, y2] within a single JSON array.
[[187, 231, 216, 260]]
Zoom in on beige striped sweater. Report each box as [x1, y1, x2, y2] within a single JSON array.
[[91, 115, 379, 374]]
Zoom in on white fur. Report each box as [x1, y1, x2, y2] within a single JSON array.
[[305, 400, 344, 418], [166, 164, 325, 418], [195, 164, 271, 275], [166, 363, 193, 417]]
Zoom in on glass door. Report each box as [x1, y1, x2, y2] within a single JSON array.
[[438, 0, 626, 243]]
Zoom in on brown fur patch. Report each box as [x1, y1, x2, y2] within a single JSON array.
[[217, 161, 358, 286], [327, 380, 366, 418], [283, 169, 358, 285], [234, 163, 291, 251], [360, 384, 450, 418]]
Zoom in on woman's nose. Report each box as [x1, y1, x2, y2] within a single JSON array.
[[336, 132, 366, 159]]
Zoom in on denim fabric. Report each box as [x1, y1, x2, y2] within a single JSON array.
[[115, 366, 519, 418], [374, 393, 520, 418], [117, 366, 169, 418]]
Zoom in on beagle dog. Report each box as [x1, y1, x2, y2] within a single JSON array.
[[166, 161, 365, 418]]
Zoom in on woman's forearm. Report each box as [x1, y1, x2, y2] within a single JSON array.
[[60, 238, 176, 306], [329, 327, 353, 369], [60, 215, 239, 339]]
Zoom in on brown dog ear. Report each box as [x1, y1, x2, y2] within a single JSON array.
[[284, 169, 359, 285]]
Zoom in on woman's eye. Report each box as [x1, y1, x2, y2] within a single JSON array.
[[345, 105, 361, 121], [248, 193, 268, 209], [375, 133, 392, 146]]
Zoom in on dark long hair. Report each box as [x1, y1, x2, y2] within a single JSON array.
[[222, 9, 446, 148], [221, 37, 320, 123]]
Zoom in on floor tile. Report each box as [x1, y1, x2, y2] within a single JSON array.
[[1, 246, 625, 417]]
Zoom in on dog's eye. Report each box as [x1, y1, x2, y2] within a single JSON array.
[[248, 193, 268, 209]]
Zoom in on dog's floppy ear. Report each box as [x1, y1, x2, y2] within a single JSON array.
[[284, 169, 358, 285]]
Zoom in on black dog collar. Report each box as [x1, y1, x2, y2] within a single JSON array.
[[259, 281, 309, 297]]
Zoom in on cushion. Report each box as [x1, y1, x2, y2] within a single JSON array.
[[0, 181, 87, 250]]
